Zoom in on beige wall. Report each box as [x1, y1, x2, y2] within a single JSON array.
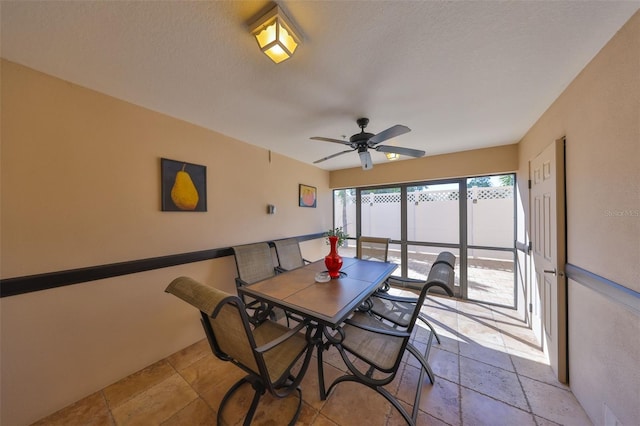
[[517, 11, 639, 425], [329, 144, 518, 189], [0, 60, 330, 425]]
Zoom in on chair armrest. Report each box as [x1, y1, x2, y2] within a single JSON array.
[[254, 320, 311, 353], [235, 278, 260, 304], [276, 261, 310, 273], [235, 277, 251, 288], [374, 291, 420, 304], [387, 276, 427, 291], [387, 273, 455, 297], [344, 317, 410, 338]]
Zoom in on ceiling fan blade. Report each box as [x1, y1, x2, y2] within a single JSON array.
[[368, 125, 411, 145], [313, 149, 354, 164], [310, 137, 351, 146], [375, 145, 426, 158]]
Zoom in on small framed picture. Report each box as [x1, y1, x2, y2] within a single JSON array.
[[299, 184, 317, 208], [161, 158, 207, 212]]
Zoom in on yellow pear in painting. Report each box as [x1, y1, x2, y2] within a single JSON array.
[[171, 164, 199, 210]]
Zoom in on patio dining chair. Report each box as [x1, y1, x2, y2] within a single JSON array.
[[357, 236, 391, 292], [357, 236, 390, 262], [232, 242, 279, 323], [371, 251, 456, 344], [351, 252, 456, 385], [325, 269, 442, 425], [166, 276, 314, 426], [273, 238, 310, 272], [374, 259, 455, 380], [232, 242, 277, 287]]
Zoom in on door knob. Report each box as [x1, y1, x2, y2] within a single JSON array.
[[544, 269, 557, 276]]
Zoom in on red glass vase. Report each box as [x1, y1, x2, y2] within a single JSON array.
[[324, 235, 343, 279]]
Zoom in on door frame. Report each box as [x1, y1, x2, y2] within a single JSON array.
[[528, 137, 568, 383]]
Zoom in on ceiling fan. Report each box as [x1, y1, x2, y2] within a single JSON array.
[[311, 118, 425, 170]]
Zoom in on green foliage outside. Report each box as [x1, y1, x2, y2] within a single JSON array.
[[499, 175, 515, 186], [467, 177, 492, 188]]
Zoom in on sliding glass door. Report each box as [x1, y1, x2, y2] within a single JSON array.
[[406, 183, 461, 293], [466, 176, 516, 305], [333, 174, 516, 307]]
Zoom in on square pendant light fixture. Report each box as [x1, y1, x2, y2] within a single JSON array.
[[249, 5, 301, 64], [385, 152, 400, 161]]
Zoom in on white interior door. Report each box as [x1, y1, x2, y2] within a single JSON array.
[[529, 138, 567, 383]]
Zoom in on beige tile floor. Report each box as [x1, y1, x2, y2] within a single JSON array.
[[32, 296, 592, 425]]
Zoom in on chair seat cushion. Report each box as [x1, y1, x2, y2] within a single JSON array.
[[341, 313, 404, 372], [253, 321, 309, 382]]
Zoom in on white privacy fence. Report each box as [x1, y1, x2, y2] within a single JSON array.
[[336, 186, 514, 261]]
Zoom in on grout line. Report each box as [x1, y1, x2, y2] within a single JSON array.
[[99, 390, 117, 426], [166, 351, 221, 422], [458, 382, 537, 417], [459, 301, 571, 424], [505, 340, 537, 423], [456, 310, 464, 426]]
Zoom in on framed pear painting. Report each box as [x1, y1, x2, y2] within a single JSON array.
[[161, 158, 207, 212]]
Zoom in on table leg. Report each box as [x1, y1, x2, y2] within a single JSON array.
[[311, 324, 328, 400], [315, 325, 348, 401]]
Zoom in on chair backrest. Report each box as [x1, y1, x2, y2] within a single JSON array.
[[433, 251, 456, 269], [405, 269, 451, 334], [273, 238, 305, 271], [357, 236, 390, 262], [232, 242, 276, 285], [425, 251, 456, 296], [165, 277, 260, 372]]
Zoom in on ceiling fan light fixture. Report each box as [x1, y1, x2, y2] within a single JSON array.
[[250, 5, 300, 64], [385, 152, 400, 161], [359, 151, 373, 170]]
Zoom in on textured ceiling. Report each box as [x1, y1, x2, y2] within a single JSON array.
[[2, 1, 638, 170]]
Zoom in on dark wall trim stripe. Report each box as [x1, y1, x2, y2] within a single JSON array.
[[0, 233, 325, 298], [565, 263, 640, 314]]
